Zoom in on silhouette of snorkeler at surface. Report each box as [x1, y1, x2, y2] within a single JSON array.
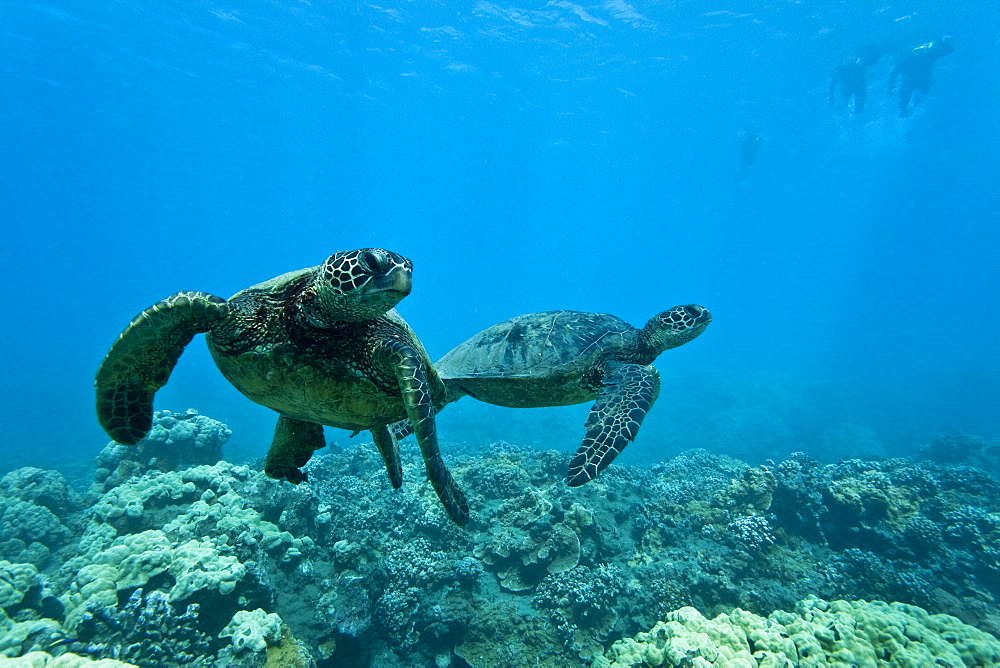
[[889, 36, 954, 117], [829, 44, 886, 115], [736, 129, 761, 183]]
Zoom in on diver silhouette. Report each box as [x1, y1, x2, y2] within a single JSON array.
[[829, 44, 885, 115], [889, 37, 954, 118], [736, 129, 761, 182]]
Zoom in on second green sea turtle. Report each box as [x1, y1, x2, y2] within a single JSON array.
[[397, 305, 711, 486]]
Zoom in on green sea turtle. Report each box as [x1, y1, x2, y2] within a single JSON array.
[[395, 305, 711, 486], [95, 248, 469, 525]]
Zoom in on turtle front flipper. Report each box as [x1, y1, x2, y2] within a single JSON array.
[[264, 416, 327, 484], [371, 425, 403, 489], [567, 361, 660, 487], [95, 291, 229, 444], [381, 340, 470, 526], [387, 377, 465, 442]]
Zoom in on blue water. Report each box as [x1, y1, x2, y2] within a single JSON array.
[[2, 1, 997, 475]]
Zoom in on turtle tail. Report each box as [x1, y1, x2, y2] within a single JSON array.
[[95, 291, 228, 444]]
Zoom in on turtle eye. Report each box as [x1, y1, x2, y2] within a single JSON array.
[[683, 305, 702, 319], [359, 250, 390, 275]]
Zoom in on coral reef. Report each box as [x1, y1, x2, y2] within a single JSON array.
[[919, 432, 1000, 475], [0, 654, 136, 667], [595, 596, 1000, 667], [72, 589, 211, 665], [218, 608, 283, 660], [92, 409, 231, 494], [1, 411, 998, 666], [0, 469, 85, 569]]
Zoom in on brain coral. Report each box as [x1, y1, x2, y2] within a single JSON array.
[[0, 609, 63, 659], [0, 468, 83, 516], [92, 409, 231, 492], [596, 596, 1000, 667], [0, 561, 45, 609], [0, 498, 75, 568], [60, 529, 246, 631]]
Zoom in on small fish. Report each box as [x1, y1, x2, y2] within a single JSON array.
[[45, 636, 79, 650]]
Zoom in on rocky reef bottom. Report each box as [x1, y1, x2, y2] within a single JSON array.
[[0, 411, 998, 666]]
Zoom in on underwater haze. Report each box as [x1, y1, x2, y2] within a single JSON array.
[[4, 1, 1000, 666], [2, 0, 998, 472]]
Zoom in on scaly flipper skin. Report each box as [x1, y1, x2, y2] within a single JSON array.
[[382, 340, 469, 526], [387, 381, 471, 441], [371, 425, 403, 489], [389, 419, 415, 442], [264, 416, 327, 484], [95, 291, 229, 445], [567, 361, 660, 487]]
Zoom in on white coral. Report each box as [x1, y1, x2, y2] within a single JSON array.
[[219, 608, 282, 654]]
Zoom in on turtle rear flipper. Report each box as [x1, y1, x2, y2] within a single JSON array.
[[371, 424, 403, 489], [264, 415, 327, 484], [95, 291, 229, 444], [567, 361, 660, 487]]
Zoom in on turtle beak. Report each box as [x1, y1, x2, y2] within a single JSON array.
[[681, 304, 711, 325], [389, 265, 412, 297], [372, 265, 412, 299]]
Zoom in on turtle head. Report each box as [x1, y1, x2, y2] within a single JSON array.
[[643, 304, 712, 353], [305, 248, 413, 324]]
